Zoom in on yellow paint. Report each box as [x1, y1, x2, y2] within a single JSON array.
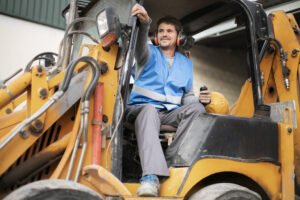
[[0, 72, 31, 109], [124, 160, 280, 199], [0, 66, 55, 176], [206, 92, 230, 115], [0, 109, 26, 138], [230, 11, 300, 195], [2, 11, 300, 200], [50, 100, 82, 179], [83, 164, 131, 196], [271, 11, 300, 193], [51, 43, 119, 181], [13, 93, 27, 109], [28, 65, 49, 131], [47, 60, 88, 90], [287, 14, 300, 46], [96, 44, 119, 125], [0, 93, 28, 118], [230, 80, 254, 117], [279, 111, 295, 199], [0, 125, 45, 175], [0, 103, 14, 117], [124, 167, 189, 196], [179, 159, 281, 199]]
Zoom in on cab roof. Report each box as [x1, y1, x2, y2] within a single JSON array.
[[143, 0, 294, 34]]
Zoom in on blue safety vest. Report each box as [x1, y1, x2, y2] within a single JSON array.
[[128, 45, 193, 111]]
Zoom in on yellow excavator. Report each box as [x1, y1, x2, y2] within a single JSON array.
[[0, 0, 300, 199]]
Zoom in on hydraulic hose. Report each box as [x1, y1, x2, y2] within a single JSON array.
[[258, 40, 270, 63], [66, 116, 84, 180], [74, 102, 89, 182], [56, 17, 97, 68], [73, 58, 101, 181], [61, 56, 97, 92], [67, 31, 99, 44], [82, 57, 101, 101], [25, 52, 58, 72], [66, 56, 101, 181], [0, 56, 99, 150], [271, 38, 290, 89]]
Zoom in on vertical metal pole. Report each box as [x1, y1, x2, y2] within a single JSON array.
[[110, 0, 144, 178], [120, 0, 144, 104], [62, 0, 78, 69]]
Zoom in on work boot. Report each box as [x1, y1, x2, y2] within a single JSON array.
[[137, 175, 160, 197]]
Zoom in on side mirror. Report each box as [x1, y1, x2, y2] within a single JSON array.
[[96, 7, 121, 48]]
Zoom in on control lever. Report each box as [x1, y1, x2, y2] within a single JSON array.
[[199, 86, 210, 106]]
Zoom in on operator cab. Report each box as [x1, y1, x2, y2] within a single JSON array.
[[70, 0, 279, 184], [120, 0, 273, 182]]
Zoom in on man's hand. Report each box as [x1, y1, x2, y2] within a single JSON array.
[[199, 90, 211, 105], [132, 3, 151, 24]]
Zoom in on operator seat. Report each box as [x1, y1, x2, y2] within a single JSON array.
[[124, 121, 176, 145]]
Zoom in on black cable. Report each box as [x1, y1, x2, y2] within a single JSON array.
[[271, 38, 290, 88], [61, 56, 96, 92], [82, 57, 101, 101], [258, 40, 270, 63], [61, 59, 76, 90], [25, 52, 58, 72], [56, 17, 96, 68], [67, 31, 99, 44], [60, 56, 101, 102]]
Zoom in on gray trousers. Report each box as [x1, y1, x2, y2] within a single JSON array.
[[125, 102, 206, 177]]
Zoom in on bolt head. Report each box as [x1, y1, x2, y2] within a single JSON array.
[[39, 88, 48, 99], [103, 115, 108, 123], [37, 66, 43, 73], [5, 108, 12, 114], [292, 49, 299, 57], [19, 131, 29, 139], [29, 119, 44, 135]]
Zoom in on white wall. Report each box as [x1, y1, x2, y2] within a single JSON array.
[[191, 45, 249, 105], [0, 14, 64, 80]]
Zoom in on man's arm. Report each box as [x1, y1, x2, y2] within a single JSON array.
[[182, 86, 212, 105], [132, 4, 151, 79], [135, 22, 151, 68], [182, 86, 198, 105]]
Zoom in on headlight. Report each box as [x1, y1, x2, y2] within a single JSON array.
[[96, 7, 121, 48]]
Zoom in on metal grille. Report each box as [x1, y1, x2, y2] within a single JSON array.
[[4, 123, 62, 191]]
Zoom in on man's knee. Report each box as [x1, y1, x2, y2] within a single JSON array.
[[195, 102, 206, 113], [184, 102, 206, 115]]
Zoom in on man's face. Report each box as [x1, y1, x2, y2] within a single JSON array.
[[157, 23, 178, 50]]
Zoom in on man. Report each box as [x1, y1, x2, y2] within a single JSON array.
[[126, 3, 211, 197]]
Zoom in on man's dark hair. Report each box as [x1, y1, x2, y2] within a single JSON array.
[[156, 16, 182, 33]]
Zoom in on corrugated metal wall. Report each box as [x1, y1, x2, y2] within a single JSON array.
[[0, 0, 69, 29]]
